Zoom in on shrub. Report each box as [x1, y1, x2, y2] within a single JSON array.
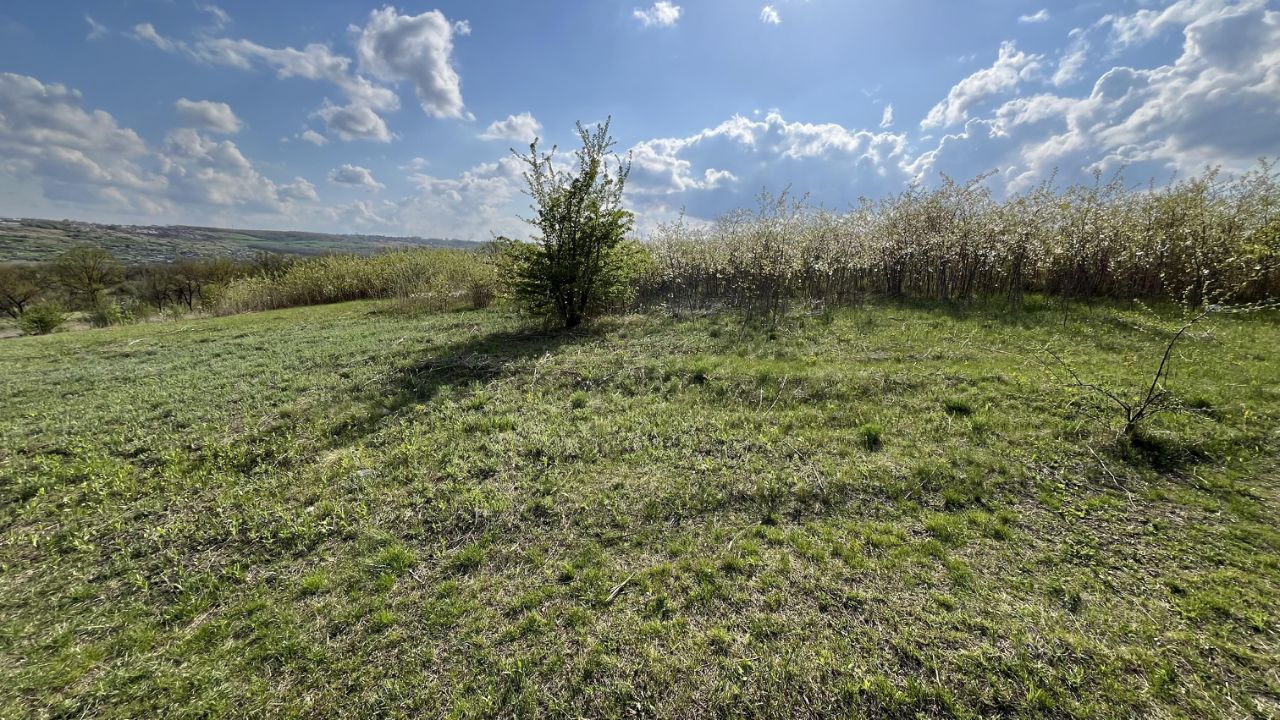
[[18, 303, 66, 335], [504, 118, 635, 328], [87, 296, 127, 328], [215, 249, 492, 314], [858, 423, 884, 451], [639, 160, 1280, 315]]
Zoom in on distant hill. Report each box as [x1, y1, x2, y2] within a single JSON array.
[[0, 217, 483, 264]]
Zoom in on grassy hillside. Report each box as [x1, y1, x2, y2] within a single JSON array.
[[0, 218, 480, 264], [1, 300, 1278, 718]]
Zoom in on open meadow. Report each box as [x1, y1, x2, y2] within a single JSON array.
[[3, 2, 1280, 715], [2, 299, 1278, 718]]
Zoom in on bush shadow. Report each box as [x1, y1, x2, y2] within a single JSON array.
[[329, 323, 600, 446]]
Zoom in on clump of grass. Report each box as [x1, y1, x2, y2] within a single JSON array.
[[369, 609, 397, 631], [299, 571, 329, 595], [373, 544, 417, 577], [943, 397, 974, 416], [569, 390, 589, 409], [857, 422, 883, 451], [924, 513, 966, 546], [445, 543, 486, 574]]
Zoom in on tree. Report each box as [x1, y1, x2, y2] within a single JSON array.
[[0, 263, 45, 320], [506, 118, 634, 329], [52, 245, 123, 307]]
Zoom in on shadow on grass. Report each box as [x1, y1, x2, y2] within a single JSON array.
[[1111, 428, 1212, 473], [390, 326, 590, 405], [328, 322, 599, 446], [206, 318, 601, 476]]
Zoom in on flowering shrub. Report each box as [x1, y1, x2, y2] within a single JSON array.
[[639, 162, 1280, 317]]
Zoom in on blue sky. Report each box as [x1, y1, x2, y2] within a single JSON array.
[[0, 0, 1277, 239]]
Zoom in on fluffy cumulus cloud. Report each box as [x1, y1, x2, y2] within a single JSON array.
[[328, 164, 385, 191], [354, 7, 468, 119], [279, 177, 319, 202], [299, 129, 329, 146], [910, 0, 1280, 192], [1105, 0, 1230, 47], [0, 73, 158, 210], [128, 13, 450, 142], [398, 156, 528, 240], [479, 112, 543, 143], [134, 6, 472, 137], [922, 42, 1042, 128], [624, 112, 908, 221], [175, 99, 242, 134], [316, 102, 392, 142], [880, 104, 894, 129], [634, 2, 682, 27], [1052, 29, 1091, 87], [760, 6, 782, 25], [0, 72, 323, 223]]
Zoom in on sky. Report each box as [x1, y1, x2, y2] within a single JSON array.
[[0, 0, 1277, 240]]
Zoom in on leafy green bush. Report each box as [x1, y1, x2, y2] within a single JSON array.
[[503, 119, 634, 328], [18, 303, 66, 335], [87, 296, 126, 328]]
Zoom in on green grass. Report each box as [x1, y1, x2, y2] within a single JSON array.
[[1, 299, 1279, 718]]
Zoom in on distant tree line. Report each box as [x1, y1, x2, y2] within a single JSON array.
[[0, 248, 292, 334]]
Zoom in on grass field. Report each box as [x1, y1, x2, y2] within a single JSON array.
[[1, 300, 1278, 718], [0, 219, 477, 264]]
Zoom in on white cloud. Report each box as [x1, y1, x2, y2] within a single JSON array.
[[922, 41, 1042, 128], [299, 129, 328, 146], [328, 164, 385, 191], [1105, 0, 1237, 48], [0, 73, 156, 210], [323, 199, 397, 228], [1052, 28, 1090, 86], [200, 4, 231, 31], [399, 156, 527, 240], [760, 6, 782, 25], [354, 7, 468, 119], [400, 157, 429, 171], [85, 15, 108, 41], [911, 0, 1280, 191], [479, 112, 543, 143], [175, 99, 243, 134], [131, 23, 178, 52], [1019, 9, 1051, 24], [634, 2, 682, 27], [315, 102, 392, 142], [626, 111, 910, 217], [0, 72, 323, 223], [880, 104, 894, 129], [278, 177, 318, 202], [157, 129, 290, 212], [130, 25, 401, 142]]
